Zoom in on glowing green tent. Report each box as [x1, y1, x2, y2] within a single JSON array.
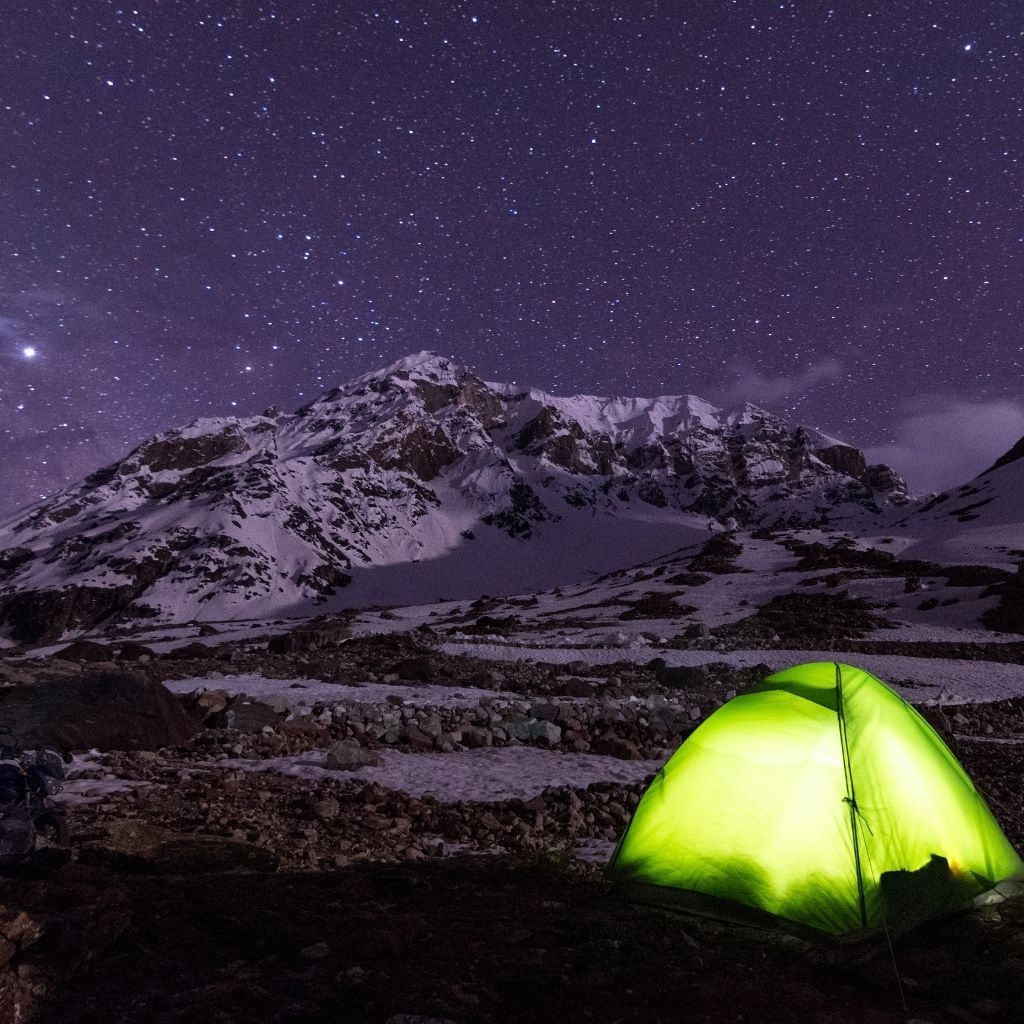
[[609, 662, 1024, 936]]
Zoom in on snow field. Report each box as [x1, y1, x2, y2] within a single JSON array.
[[438, 641, 1024, 704]]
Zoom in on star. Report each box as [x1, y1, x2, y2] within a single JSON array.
[[0, 1, 1019, 507]]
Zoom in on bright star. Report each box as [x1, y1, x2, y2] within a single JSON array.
[[22, 346, 37, 359], [964, 43, 973, 51]]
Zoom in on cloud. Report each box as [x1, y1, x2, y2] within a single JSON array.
[[726, 357, 843, 404], [864, 399, 1024, 494]]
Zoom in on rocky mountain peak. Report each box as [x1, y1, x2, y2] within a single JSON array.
[[0, 352, 912, 641], [355, 350, 462, 385]]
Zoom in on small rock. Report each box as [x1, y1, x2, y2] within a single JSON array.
[[116, 641, 157, 662], [561, 677, 596, 697], [312, 798, 341, 821], [657, 665, 711, 688], [392, 656, 433, 682], [604, 631, 632, 648], [386, 1017, 458, 1024], [593, 735, 642, 759]]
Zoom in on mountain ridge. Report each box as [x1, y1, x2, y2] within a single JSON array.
[[0, 351, 910, 641]]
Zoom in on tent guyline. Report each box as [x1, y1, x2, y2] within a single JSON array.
[[609, 661, 1024, 937]]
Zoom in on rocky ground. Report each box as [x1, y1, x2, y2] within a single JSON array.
[[3, 538, 1024, 1022]]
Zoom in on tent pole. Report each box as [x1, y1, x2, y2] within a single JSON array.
[[836, 663, 868, 930]]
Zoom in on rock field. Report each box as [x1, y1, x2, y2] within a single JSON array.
[[3, 531, 1024, 1022]]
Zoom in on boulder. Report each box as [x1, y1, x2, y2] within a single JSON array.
[[301, 942, 331, 960], [325, 740, 380, 769], [268, 631, 321, 655], [0, 669, 197, 751], [85, 821, 278, 874], [214, 697, 282, 733], [165, 641, 214, 661], [505, 719, 562, 745], [51, 639, 113, 663], [267, 622, 349, 654], [528, 702, 560, 722], [472, 615, 519, 633], [465, 668, 504, 688], [391, 656, 434, 682], [401, 725, 434, 750], [280, 719, 328, 742], [560, 677, 596, 697], [656, 664, 711, 688], [504, 719, 533, 742], [603, 631, 632, 648], [190, 687, 230, 717], [417, 714, 443, 737], [593, 734, 643, 759], [458, 725, 492, 748], [311, 797, 341, 821], [531, 720, 562, 746], [116, 641, 157, 662]]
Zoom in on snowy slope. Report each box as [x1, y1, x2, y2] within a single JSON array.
[[893, 437, 1024, 568], [0, 351, 908, 640]]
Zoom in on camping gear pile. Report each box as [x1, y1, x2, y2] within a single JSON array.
[[0, 747, 69, 870]]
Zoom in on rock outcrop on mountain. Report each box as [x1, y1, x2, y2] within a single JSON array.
[[0, 352, 907, 640]]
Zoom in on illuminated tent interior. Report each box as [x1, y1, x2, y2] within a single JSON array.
[[609, 661, 1024, 936]]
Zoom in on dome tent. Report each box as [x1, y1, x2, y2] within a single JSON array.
[[609, 662, 1024, 936]]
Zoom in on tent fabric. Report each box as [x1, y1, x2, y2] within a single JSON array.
[[608, 661, 1024, 936]]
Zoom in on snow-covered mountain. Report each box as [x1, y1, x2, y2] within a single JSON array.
[[0, 352, 909, 640], [892, 434, 1024, 569]]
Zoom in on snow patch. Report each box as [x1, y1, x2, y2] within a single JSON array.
[[214, 746, 664, 803], [440, 642, 1024, 703], [161, 674, 513, 708]]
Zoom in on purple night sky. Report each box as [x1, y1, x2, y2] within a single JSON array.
[[2, 1, 1023, 510]]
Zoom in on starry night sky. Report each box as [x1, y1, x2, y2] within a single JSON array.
[[2, 1, 1023, 511]]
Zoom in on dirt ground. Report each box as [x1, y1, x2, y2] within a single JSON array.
[[2, 854, 1024, 1024]]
